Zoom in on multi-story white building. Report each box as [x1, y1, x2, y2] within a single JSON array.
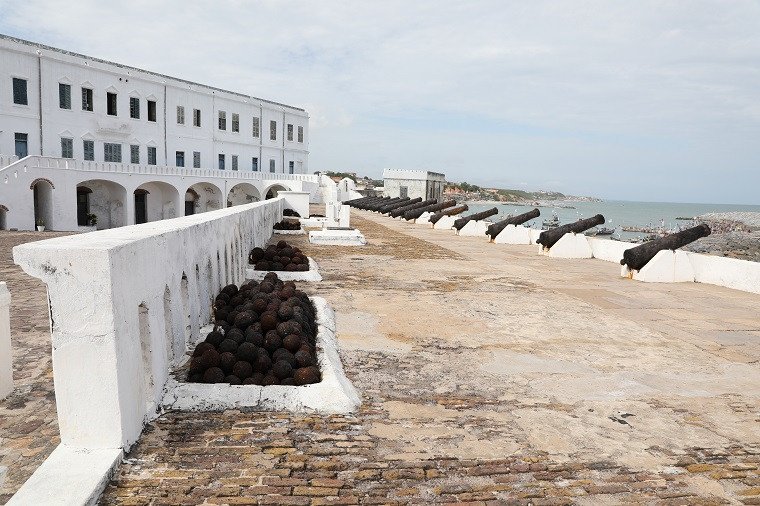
[[0, 34, 327, 231]]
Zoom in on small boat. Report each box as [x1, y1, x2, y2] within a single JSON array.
[[596, 227, 614, 236], [541, 213, 560, 230]]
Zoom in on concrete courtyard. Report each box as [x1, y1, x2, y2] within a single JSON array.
[[1, 208, 759, 504]]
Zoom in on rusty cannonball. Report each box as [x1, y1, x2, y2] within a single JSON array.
[[235, 342, 257, 363], [249, 247, 265, 262], [252, 298, 268, 313], [225, 375, 242, 385], [262, 374, 279, 386], [255, 260, 270, 271], [293, 366, 320, 385], [214, 307, 230, 323], [232, 360, 253, 380], [244, 329, 264, 346], [234, 311, 255, 330], [271, 360, 293, 380], [272, 262, 284, 271], [229, 295, 244, 308], [260, 311, 278, 331], [272, 349, 296, 366], [263, 331, 281, 353], [277, 304, 294, 321], [294, 350, 314, 368], [192, 342, 215, 357], [203, 367, 225, 383], [205, 331, 224, 347], [221, 284, 238, 297], [254, 350, 272, 373], [189, 356, 206, 374], [282, 334, 302, 352], [219, 351, 237, 373], [259, 281, 275, 294], [241, 377, 256, 385], [226, 327, 245, 344], [277, 240, 288, 249], [218, 338, 238, 353], [201, 348, 220, 369]]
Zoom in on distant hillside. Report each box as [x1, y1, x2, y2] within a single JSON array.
[[444, 182, 585, 203]]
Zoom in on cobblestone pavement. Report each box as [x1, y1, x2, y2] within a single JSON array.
[[102, 210, 760, 505], [0, 230, 72, 503]]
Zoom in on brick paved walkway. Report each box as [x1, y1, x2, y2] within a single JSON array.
[[0, 230, 72, 503], [101, 212, 760, 505]]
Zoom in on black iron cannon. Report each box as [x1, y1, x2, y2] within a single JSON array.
[[429, 205, 469, 224], [486, 208, 541, 240], [389, 199, 437, 218], [453, 207, 498, 231], [355, 196, 387, 210], [350, 196, 381, 208], [379, 197, 420, 214], [370, 197, 408, 212], [621, 224, 711, 271], [404, 200, 457, 221], [536, 214, 605, 250]]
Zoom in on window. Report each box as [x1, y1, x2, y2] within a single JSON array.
[[287, 124, 293, 141], [252, 157, 258, 171], [177, 106, 185, 124], [269, 158, 275, 173], [59, 83, 71, 109], [270, 120, 277, 140], [288, 161, 294, 174], [147, 100, 156, 122], [218, 111, 226, 130], [104, 142, 122, 162], [193, 151, 201, 168], [252, 117, 260, 137], [12, 78, 27, 105], [232, 113, 239, 133], [61, 138, 74, 158], [14, 133, 28, 158], [193, 108, 201, 127], [147, 146, 157, 165], [218, 154, 225, 170], [231, 155, 238, 171], [176, 151, 185, 167], [107, 92, 117, 116], [297, 126, 303, 143], [82, 87, 93, 111], [83, 140, 95, 161], [129, 97, 140, 119], [130, 144, 139, 164], [399, 186, 408, 198]]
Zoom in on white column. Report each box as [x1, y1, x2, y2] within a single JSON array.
[[0, 282, 13, 400]]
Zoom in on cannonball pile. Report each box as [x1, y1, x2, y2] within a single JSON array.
[[273, 220, 302, 231], [249, 240, 309, 272], [283, 208, 301, 218], [187, 272, 321, 386]]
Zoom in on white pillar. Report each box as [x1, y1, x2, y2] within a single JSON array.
[[0, 282, 12, 400]]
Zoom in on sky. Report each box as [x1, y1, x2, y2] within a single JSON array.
[[1, 1, 759, 204]]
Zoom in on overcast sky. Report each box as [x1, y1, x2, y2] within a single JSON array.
[[1, 1, 759, 204]]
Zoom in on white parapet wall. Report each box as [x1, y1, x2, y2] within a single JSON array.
[[493, 224, 533, 245], [538, 232, 593, 259], [277, 191, 310, 219], [414, 212, 432, 224], [433, 215, 457, 230], [622, 250, 695, 283], [13, 197, 283, 451], [587, 236, 636, 263], [457, 220, 490, 237], [309, 228, 367, 246], [0, 281, 12, 400]]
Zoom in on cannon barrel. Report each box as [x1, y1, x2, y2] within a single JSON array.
[[404, 200, 457, 221], [389, 199, 437, 218], [344, 196, 370, 206], [453, 207, 499, 231], [486, 208, 541, 239], [379, 197, 420, 214], [370, 197, 408, 212], [355, 196, 388, 209], [621, 224, 711, 271], [537, 214, 605, 249], [350, 196, 381, 208], [429, 204, 469, 224]]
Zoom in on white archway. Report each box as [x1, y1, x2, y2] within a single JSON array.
[[264, 183, 291, 200], [134, 181, 181, 224], [186, 182, 223, 214], [227, 183, 261, 207], [31, 179, 55, 230], [77, 179, 128, 229]]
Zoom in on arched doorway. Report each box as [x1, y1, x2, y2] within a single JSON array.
[[227, 183, 261, 207], [76, 179, 128, 229], [184, 188, 199, 216], [31, 178, 54, 230], [185, 183, 223, 214], [134, 181, 181, 224], [264, 184, 290, 200]]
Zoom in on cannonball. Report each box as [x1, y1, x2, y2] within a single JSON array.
[[244, 329, 264, 347], [282, 334, 302, 352], [227, 310, 239, 325], [219, 352, 237, 373], [201, 349, 220, 369], [294, 350, 314, 368], [249, 247, 265, 262], [229, 295, 244, 308], [236, 342, 257, 363], [203, 367, 225, 383], [214, 307, 230, 323], [259, 281, 274, 294], [192, 342, 215, 357], [271, 360, 293, 380], [255, 260, 270, 271], [254, 350, 272, 373], [234, 311, 255, 330], [218, 339, 238, 353], [250, 372, 264, 385], [272, 262, 284, 271], [242, 377, 256, 385], [232, 360, 253, 380], [277, 240, 288, 249], [264, 271, 278, 282], [222, 284, 238, 296], [263, 331, 281, 353], [227, 328, 245, 344], [262, 374, 279, 386], [273, 349, 297, 368], [189, 356, 206, 374], [248, 321, 262, 334], [225, 375, 242, 385], [252, 298, 268, 313], [260, 311, 278, 331], [278, 305, 294, 321], [205, 331, 224, 347], [293, 366, 320, 385]]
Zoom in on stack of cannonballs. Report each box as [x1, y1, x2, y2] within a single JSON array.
[[283, 209, 301, 217], [249, 240, 309, 272], [187, 272, 321, 386], [273, 220, 302, 231]]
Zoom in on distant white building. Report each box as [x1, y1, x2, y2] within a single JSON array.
[[382, 169, 446, 201], [0, 34, 329, 231]]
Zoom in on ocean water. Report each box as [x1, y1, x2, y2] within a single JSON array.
[[464, 200, 760, 241]]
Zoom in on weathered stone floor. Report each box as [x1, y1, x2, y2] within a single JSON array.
[[0, 231, 71, 503], [100, 210, 760, 505]]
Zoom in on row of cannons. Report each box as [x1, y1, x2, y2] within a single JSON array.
[[345, 195, 711, 279]]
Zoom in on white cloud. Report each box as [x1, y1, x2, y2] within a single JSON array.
[[1, 0, 759, 203]]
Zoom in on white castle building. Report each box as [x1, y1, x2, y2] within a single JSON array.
[[0, 34, 331, 231]]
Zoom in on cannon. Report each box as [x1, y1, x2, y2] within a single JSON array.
[[536, 214, 605, 250], [453, 207, 499, 231], [389, 199, 437, 218], [621, 224, 711, 271], [379, 197, 420, 214], [344, 196, 370, 206], [370, 197, 407, 212], [404, 200, 457, 221], [486, 208, 541, 239], [429, 204, 469, 224], [355, 196, 387, 210]]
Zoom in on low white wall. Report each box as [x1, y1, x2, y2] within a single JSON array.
[[278, 191, 310, 218], [13, 197, 283, 451], [0, 282, 12, 400], [687, 252, 760, 295], [587, 237, 635, 263]]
